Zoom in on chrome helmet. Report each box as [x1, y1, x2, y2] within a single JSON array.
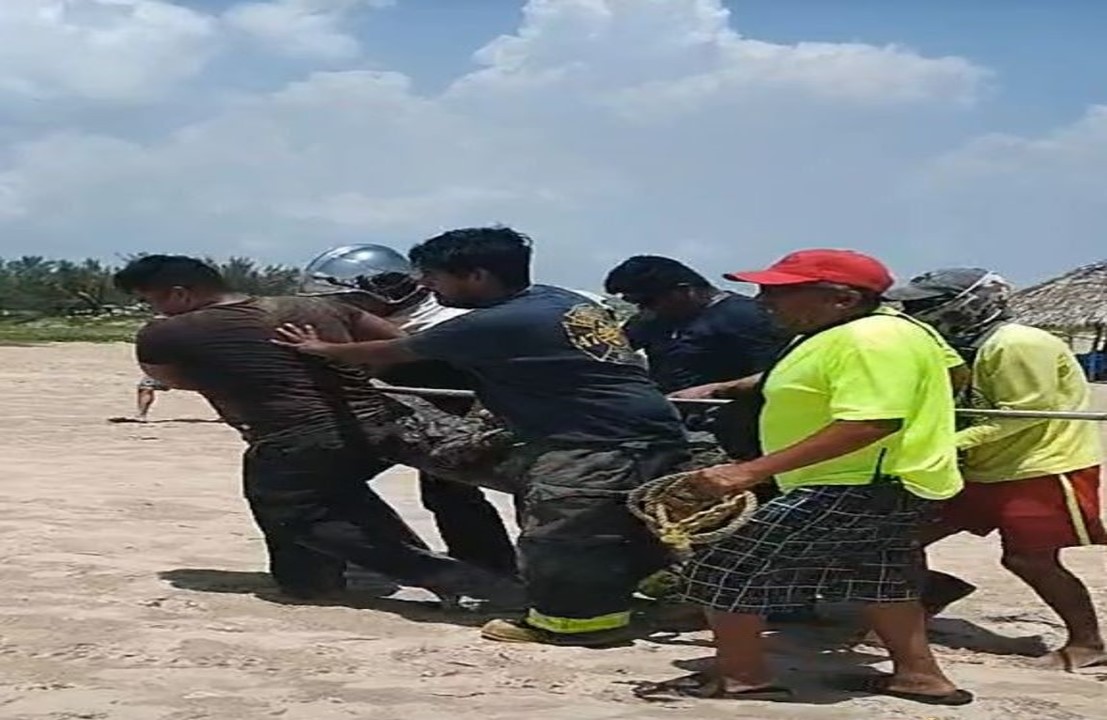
[[299, 244, 422, 305]]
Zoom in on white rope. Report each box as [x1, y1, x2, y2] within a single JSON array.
[[375, 384, 1107, 422]]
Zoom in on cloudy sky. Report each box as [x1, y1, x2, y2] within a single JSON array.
[[1, 0, 1105, 288]]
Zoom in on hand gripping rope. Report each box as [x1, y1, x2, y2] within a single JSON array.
[[626, 471, 758, 555]]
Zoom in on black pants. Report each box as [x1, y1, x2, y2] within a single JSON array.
[[243, 435, 469, 597], [418, 472, 518, 577], [513, 442, 689, 632]]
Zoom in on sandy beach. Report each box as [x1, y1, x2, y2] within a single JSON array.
[[0, 342, 1103, 720]]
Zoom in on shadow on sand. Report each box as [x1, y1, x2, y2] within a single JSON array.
[[645, 604, 1049, 660], [623, 651, 890, 707], [159, 568, 505, 629], [108, 417, 222, 424], [633, 617, 1006, 707], [928, 617, 1050, 657]]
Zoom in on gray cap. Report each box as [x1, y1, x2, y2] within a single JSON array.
[[884, 267, 990, 302]]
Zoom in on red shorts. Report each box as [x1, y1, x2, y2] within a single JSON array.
[[941, 466, 1106, 554]]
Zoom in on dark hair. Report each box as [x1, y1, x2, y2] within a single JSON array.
[[604, 255, 711, 296], [113, 255, 227, 294], [408, 227, 532, 290]]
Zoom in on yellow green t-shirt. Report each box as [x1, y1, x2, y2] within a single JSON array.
[[760, 313, 963, 500], [957, 323, 1102, 482]]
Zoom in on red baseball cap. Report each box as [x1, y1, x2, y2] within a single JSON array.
[[724, 249, 894, 294]]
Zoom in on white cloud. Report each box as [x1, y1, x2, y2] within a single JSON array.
[[223, 0, 393, 61], [0, 0, 216, 101], [0, 0, 1099, 287], [0, 0, 397, 103], [901, 105, 1107, 279], [926, 105, 1107, 183], [458, 0, 984, 111]]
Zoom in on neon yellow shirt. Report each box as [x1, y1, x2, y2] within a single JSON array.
[[957, 323, 1102, 482], [760, 313, 963, 500]]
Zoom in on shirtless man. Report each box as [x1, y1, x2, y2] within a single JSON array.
[[113, 254, 521, 604]]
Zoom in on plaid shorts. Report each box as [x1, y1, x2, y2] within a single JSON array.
[[682, 483, 934, 614]]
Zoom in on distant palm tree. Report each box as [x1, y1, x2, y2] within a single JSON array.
[[0, 254, 301, 316]]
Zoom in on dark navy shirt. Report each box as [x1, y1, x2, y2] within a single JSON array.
[[404, 285, 686, 445], [623, 293, 787, 393]]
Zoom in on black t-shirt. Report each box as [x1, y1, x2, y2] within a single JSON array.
[[623, 293, 787, 393], [136, 296, 392, 436], [404, 285, 686, 445]]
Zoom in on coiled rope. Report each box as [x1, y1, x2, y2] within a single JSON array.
[[627, 470, 759, 555]]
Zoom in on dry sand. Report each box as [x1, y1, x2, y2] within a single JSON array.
[[0, 342, 1104, 720]]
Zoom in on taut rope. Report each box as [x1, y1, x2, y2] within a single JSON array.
[[375, 385, 1107, 421]]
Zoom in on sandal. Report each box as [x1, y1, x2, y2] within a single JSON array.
[[634, 672, 793, 701], [836, 673, 973, 706]]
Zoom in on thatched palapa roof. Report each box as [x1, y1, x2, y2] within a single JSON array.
[[1011, 261, 1107, 331]]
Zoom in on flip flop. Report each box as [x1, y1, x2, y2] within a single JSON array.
[[634, 672, 793, 702], [836, 674, 973, 706]]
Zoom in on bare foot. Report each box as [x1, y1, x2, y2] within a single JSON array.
[[1034, 646, 1107, 672]]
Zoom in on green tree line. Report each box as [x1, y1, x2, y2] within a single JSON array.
[[0, 256, 300, 316]]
